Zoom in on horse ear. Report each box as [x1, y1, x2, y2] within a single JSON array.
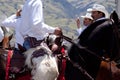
[[17, 43, 26, 53], [110, 11, 119, 24], [8, 34, 13, 41], [110, 11, 120, 61]]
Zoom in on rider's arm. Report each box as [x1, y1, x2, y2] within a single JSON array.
[[1, 14, 18, 28]]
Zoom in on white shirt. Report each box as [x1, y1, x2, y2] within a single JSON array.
[[77, 26, 87, 36], [1, 14, 24, 48], [0, 27, 4, 42], [20, 0, 55, 40]]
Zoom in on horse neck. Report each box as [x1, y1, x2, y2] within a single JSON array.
[[0, 49, 9, 70], [2, 36, 10, 49]]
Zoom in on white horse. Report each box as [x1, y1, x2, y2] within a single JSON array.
[[24, 43, 59, 80]]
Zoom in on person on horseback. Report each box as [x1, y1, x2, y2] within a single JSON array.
[[19, 0, 60, 50], [65, 4, 118, 80], [76, 13, 93, 36], [1, 8, 24, 51]]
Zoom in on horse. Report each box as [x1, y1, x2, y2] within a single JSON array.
[[0, 26, 13, 49], [65, 11, 120, 80], [0, 27, 30, 80], [0, 30, 65, 80], [0, 48, 30, 80], [95, 11, 120, 80]]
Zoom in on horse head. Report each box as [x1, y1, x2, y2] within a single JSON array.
[[0, 26, 13, 49], [44, 32, 63, 54], [110, 11, 119, 24], [110, 11, 120, 61]]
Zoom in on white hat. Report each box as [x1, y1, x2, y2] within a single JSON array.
[[81, 13, 93, 20], [87, 4, 109, 18]]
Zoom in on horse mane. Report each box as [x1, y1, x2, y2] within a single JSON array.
[[110, 11, 120, 60]]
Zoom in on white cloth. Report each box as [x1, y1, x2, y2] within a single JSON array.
[[77, 26, 87, 36], [0, 27, 4, 42], [1, 14, 24, 48], [20, 0, 55, 40]]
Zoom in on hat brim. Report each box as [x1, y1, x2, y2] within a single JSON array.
[[81, 16, 86, 18], [81, 16, 93, 20], [87, 8, 93, 12], [87, 8, 101, 12]]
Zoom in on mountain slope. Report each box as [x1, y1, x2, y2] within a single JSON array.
[[0, 0, 116, 38]]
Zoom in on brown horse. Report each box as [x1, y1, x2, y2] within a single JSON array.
[[0, 26, 13, 49], [0, 49, 8, 80], [0, 48, 30, 80], [96, 60, 120, 80]]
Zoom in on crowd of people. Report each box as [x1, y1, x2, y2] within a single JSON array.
[[0, 0, 119, 80], [0, 0, 111, 51]]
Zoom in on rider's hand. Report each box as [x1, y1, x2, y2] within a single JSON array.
[[76, 17, 80, 28], [16, 9, 22, 17], [51, 44, 58, 52]]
